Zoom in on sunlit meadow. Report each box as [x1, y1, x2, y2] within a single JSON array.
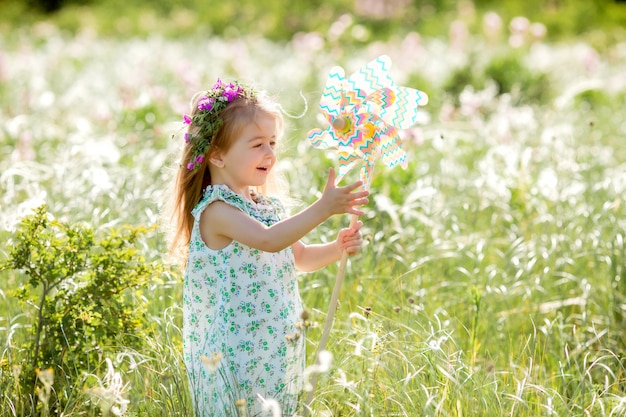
[[1, 7, 626, 417]]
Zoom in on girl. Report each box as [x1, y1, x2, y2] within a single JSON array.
[[168, 79, 369, 417]]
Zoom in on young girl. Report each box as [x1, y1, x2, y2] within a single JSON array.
[[169, 78, 369, 417]]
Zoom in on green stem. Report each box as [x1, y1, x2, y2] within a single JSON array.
[[30, 281, 50, 417]]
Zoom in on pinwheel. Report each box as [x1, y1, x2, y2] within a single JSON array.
[[307, 54, 428, 189], [304, 55, 428, 413]]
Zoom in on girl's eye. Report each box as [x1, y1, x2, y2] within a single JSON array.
[[270, 141, 277, 148]]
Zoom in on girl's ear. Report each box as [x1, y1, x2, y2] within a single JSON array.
[[208, 148, 225, 168]]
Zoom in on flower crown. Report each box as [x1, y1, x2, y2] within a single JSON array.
[[182, 78, 257, 170]]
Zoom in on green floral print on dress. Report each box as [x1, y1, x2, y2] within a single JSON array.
[[183, 184, 304, 417]]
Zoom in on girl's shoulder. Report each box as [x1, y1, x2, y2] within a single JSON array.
[[192, 185, 287, 220], [192, 184, 249, 218]]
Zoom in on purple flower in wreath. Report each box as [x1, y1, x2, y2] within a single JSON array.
[[198, 96, 214, 112], [223, 85, 240, 102], [181, 79, 256, 171], [213, 78, 224, 90]]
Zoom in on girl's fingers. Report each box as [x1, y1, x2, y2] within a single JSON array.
[[350, 197, 369, 206], [347, 207, 366, 216], [342, 223, 362, 237], [342, 180, 365, 192], [346, 241, 362, 251], [343, 238, 363, 254], [350, 191, 370, 199], [321, 169, 368, 215], [347, 223, 363, 236], [325, 167, 336, 188], [339, 223, 364, 255]]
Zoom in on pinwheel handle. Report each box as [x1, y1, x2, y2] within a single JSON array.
[[304, 213, 358, 415]]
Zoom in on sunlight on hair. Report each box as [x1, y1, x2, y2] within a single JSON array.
[[276, 90, 308, 119]]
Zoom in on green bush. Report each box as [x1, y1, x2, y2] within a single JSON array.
[[442, 63, 485, 105], [0, 205, 161, 416], [484, 53, 552, 104]]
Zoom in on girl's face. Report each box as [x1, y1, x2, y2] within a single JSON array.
[[211, 112, 278, 196]]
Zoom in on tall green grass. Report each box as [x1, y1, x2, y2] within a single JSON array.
[[1, 8, 626, 417]]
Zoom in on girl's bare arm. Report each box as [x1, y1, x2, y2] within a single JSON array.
[[292, 221, 364, 272], [200, 169, 368, 252]]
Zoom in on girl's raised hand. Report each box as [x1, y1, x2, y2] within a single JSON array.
[[320, 168, 369, 216]]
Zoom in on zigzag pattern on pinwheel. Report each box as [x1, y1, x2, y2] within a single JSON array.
[[307, 128, 337, 150], [343, 56, 393, 109], [388, 88, 413, 129], [377, 87, 427, 129], [353, 55, 393, 92], [361, 88, 395, 122], [320, 84, 343, 106], [380, 141, 407, 168], [337, 112, 366, 147], [336, 150, 361, 182], [343, 90, 367, 110], [379, 134, 408, 169], [350, 132, 377, 157], [338, 128, 363, 148], [320, 103, 339, 124], [310, 54, 428, 191], [368, 87, 395, 108], [359, 156, 378, 189], [319, 95, 342, 119], [349, 134, 367, 151], [319, 69, 345, 118]]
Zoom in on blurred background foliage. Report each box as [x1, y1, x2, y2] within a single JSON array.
[[1, 0, 625, 42], [1, 0, 626, 415]]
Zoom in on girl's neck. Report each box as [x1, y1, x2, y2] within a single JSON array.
[[213, 182, 257, 203]]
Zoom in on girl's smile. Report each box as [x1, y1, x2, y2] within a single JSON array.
[[209, 112, 278, 199]]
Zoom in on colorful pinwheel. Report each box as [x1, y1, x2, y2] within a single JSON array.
[[304, 55, 429, 414], [307, 54, 428, 189]]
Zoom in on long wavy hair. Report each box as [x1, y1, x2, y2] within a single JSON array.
[[166, 88, 285, 263]]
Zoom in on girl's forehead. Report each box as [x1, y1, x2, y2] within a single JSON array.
[[238, 112, 278, 138], [255, 111, 278, 124], [252, 111, 279, 129]]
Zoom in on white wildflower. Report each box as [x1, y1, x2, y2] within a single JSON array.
[[303, 350, 334, 391], [85, 358, 130, 416], [35, 368, 54, 405], [257, 394, 282, 417], [200, 352, 223, 373]]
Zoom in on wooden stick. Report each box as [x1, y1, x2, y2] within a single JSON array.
[[303, 213, 358, 415]]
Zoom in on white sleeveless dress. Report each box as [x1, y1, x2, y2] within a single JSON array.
[[183, 184, 305, 417]]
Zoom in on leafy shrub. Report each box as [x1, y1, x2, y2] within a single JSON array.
[[484, 53, 552, 104], [0, 205, 161, 416], [442, 64, 485, 106]]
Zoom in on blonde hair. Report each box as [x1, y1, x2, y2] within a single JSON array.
[[166, 87, 285, 263]]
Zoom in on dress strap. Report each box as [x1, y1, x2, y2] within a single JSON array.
[[191, 184, 250, 219]]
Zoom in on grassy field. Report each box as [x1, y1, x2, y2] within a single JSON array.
[[1, 2, 626, 416]]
